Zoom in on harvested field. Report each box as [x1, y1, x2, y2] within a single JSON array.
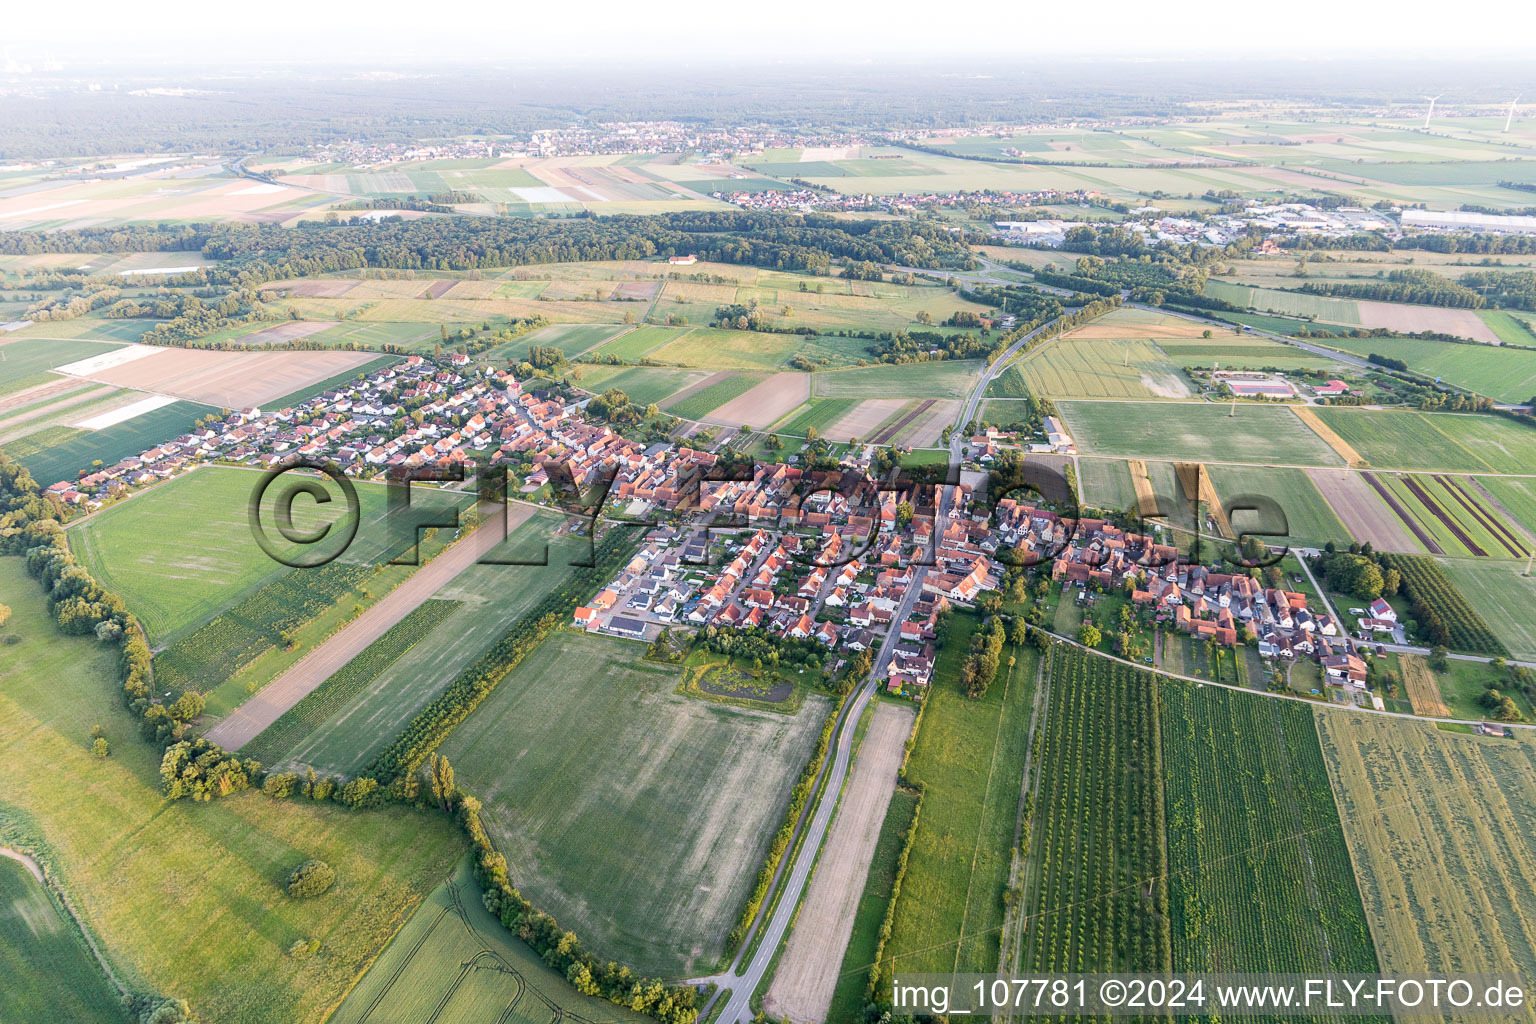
[[705, 373, 811, 428], [273, 279, 358, 298], [1294, 405, 1366, 466], [1058, 307, 1214, 340], [73, 393, 176, 429], [824, 399, 908, 442], [1400, 654, 1451, 718], [765, 702, 914, 1024], [66, 347, 380, 407], [1354, 301, 1501, 343], [204, 506, 533, 751], [895, 398, 959, 447], [871, 398, 936, 445], [1305, 469, 1420, 551], [227, 321, 334, 347], [1318, 711, 1536, 1024]]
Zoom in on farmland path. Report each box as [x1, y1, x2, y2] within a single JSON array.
[[204, 502, 535, 751]]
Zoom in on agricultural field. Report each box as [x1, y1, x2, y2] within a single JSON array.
[[276, 517, 591, 774], [0, 337, 125, 396], [881, 615, 1036, 976], [1057, 400, 1344, 466], [16, 398, 217, 486], [1306, 468, 1423, 552], [0, 557, 464, 1024], [1018, 648, 1167, 974], [491, 322, 628, 362], [1318, 713, 1536, 1023], [571, 364, 712, 407], [1311, 409, 1536, 474], [771, 397, 860, 437], [329, 855, 650, 1024], [1477, 475, 1536, 537], [1436, 559, 1536, 663], [648, 327, 864, 372], [662, 371, 765, 420], [1077, 457, 1136, 512], [1205, 280, 1361, 323], [1162, 682, 1378, 975], [68, 466, 460, 643], [1309, 334, 1536, 403], [0, 854, 129, 1024], [1206, 465, 1352, 548], [1017, 336, 1191, 399], [811, 359, 982, 399], [1379, 553, 1508, 656], [1158, 333, 1349, 371], [826, 786, 922, 1024], [1364, 472, 1529, 558], [438, 630, 832, 976], [240, 598, 462, 767], [590, 324, 682, 362], [0, 169, 333, 229]]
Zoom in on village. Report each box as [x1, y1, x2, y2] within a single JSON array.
[[37, 351, 1389, 704]]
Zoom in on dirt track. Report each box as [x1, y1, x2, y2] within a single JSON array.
[[204, 503, 535, 751], [763, 701, 914, 1024]]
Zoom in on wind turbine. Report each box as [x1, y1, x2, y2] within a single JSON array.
[[1506, 96, 1522, 132], [1423, 94, 1442, 130]]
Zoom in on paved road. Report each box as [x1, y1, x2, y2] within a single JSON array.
[[204, 502, 532, 750]]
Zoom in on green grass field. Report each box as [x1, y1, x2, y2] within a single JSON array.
[[0, 338, 122, 396], [663, 372, 765, 419], [488, 323, 627, 363], [1480, 310, 1536, 347], [0, 855, 129, 1024], [0, 557, 464, 1024], [647, 327, 862, 372], [1058, 401, 1344, 466], [1436, 558, 1536, 662], [1312, 409, 1536, 474], [882, 614, 1037, 975], [439, 630, 831, 977], [1205, 465, 1353, 548], [573, 365, 708, 407], [240, 598, 462, 767], [1078, 458, 1135, 512], [590, 325, 682, 362], [18, 398, 216, 486], [1479, 475, 1536, 536], [811, 360, 982, 399], [68, 467, 460, 644], [329, 854, 650, 1024]]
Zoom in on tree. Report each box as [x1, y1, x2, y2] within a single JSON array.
[[1078, 623, 1102, 649], [896, 501, 914, 528], [429, 753, 456, 813], [92, 737, 110, 758], [0, 603, 9, 629], [170, 691, 205, 722], [1382, 568, 1402, 597], [286, 859, 336, 898], [1429, 645, 1450, 672]]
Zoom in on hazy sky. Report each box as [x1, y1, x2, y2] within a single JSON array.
[[10, 0, 1536, 66]]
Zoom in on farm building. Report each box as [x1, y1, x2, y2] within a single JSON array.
[[668, 254, 699, 265]]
